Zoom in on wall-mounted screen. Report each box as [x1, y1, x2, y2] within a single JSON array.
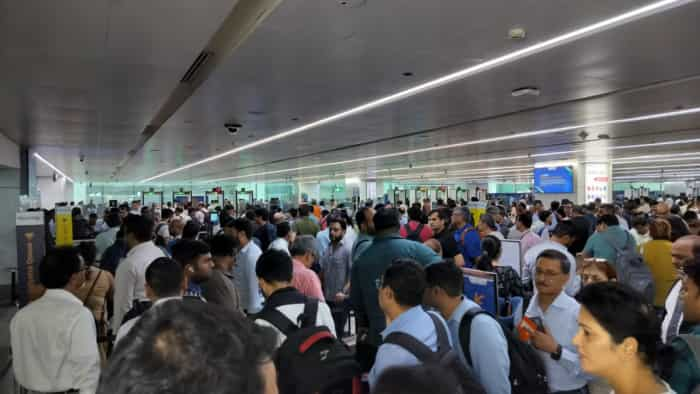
[[533, 166, 574, 193]]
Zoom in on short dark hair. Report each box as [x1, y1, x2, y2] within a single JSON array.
[[407, 206, 423, 222], [124, 214, 154, 243], [381, 259, 426, 307], [171, 240, 210, 269], [373, 364, 463, 394], [232, 218, 253, 239], [479, 213, 498, 230], [254, 208, 269, 222], [145, 257, 184, 297], [289, 207, 298, 218], [550, 201, 561, 211], [597, 214, 619, 227], [326, 215, 347, 231], [182, 221, 201, 240], [209, 234, 236, 257], [100, 300, 276, 394], [256, 249, 293, 283], [576, 282, 660, 368], [374, 208, 400, 232], [77, 242, 97, 266], [425, 260, 464, 298], [517, 212, 533, 228], [538, 210, 552, 223], [299, 204, 311, 217], [105, 212, 121, 228], [355, 207, 372, 227], [631, 215, 649, 228], [161, 208, 173, 220], [40, 247, 82, 288], [429, 208, 450, 223], [536, 249, 571, 274], [276, 221, 292, 238], [551, 221, 577, 238]]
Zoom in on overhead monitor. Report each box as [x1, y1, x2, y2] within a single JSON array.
[[533, 166, 574, 193]]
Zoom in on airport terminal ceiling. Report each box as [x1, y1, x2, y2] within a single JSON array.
[[2, 0, 700, 189]]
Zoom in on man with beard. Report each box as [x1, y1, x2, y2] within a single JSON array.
[[320, 215, 353, 338], [428, 208, 464, 267], [171, 239, 214, 299]]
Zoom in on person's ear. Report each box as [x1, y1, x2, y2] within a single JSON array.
[[620, 337, 639, 360]]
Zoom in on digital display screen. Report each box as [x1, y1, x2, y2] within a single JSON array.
[[210, 213, 219, 225], [534, 166, 574, 193]]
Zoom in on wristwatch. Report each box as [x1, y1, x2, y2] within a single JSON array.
[[551, 344, 563, 361]]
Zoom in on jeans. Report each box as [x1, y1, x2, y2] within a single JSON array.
[[327, 299, 349, 338]]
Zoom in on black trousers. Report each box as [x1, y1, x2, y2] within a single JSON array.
[[327, 299, 349, 338]]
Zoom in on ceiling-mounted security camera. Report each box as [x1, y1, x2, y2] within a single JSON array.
[[79, 154, 85, 163], [578, 130, 589, 141], [225, 122, 243, 135]]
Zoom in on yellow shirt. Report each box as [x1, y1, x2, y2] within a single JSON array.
[[642, 240, 675, 307]]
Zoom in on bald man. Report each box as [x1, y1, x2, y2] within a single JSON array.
[[662, 235, 700, 343], [655, 202, 690, 242]]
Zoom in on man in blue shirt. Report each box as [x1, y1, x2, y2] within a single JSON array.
[[350, 208, 441, 372], [526, 249, 588, 394], [452, 206, 481, 267], [424, 261, 511, 394], [368, 260, 449, 389]]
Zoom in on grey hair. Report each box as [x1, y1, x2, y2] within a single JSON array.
[[290, 235, 318, 259]]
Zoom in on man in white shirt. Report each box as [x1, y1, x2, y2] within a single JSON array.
[[523, 221, 581, 296], [112, 214, 166, 331], [231, 218, 264, 314], [11, 247, 100, 394], [526, 249, 588, 393], [155, 208, 173, 244], [269, 221, 295, 256], [254, 249, 335, 348], [115, 257, 184, 345]]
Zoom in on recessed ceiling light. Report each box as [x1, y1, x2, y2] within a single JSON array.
[[138, 0, 690, 183], [508, 27, 527, 40]]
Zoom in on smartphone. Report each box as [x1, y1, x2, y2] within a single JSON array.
[[530, 317, 546, 332]]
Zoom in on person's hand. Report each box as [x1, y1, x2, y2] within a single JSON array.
[[334, 292, 347, 303], [531, 327, 559, 354]]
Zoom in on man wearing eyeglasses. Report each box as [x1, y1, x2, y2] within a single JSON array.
[[11, 247, 100, 394], [525, 249, 588, 394]]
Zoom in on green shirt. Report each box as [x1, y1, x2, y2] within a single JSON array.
[[670, 325, 700, 394], [293, 217, 320, 236], [349, 233, 441, 347], [582, 225, 636, 266]]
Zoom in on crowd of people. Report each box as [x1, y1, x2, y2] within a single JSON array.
[[9, 194, 700, 394]]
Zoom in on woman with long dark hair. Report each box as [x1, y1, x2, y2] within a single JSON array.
[[473, 235, 523, 313]]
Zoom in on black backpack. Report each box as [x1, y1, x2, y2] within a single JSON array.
[[154, 223, 168, 247], [460, 309, 549, 394], [404, 223, 424, 242], [383, 312, 486, 394], [260, 299, 361, 394]]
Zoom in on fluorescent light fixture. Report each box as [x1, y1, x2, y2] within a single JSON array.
[[613, 163, 699, 171], [612, 152, 700, 163], [534, 160, 578, 168], [138, 0, 692, 183], [33, 153, 75, 183], [608, 138, 700, 151]]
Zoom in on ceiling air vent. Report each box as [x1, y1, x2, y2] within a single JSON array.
[[180, 51, 213, 83]]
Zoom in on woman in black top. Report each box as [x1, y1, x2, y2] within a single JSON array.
[[474, 235, 523, 315]]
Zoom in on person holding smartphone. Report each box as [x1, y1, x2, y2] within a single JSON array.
[[525, 249, 589, 394]]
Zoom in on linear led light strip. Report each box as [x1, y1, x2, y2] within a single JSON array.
[[388, 167, 534, 180], [612, 152, 700, 163], [33, 153, 75, 183], [201, 123, 700, 183], [613, 163, 700, 171], [138, 0, 693, 184], [615, 173, 700, 179]]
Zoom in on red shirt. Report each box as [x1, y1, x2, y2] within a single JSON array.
[[399, 220, 434, 243], [291, 259, 325, 301]]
